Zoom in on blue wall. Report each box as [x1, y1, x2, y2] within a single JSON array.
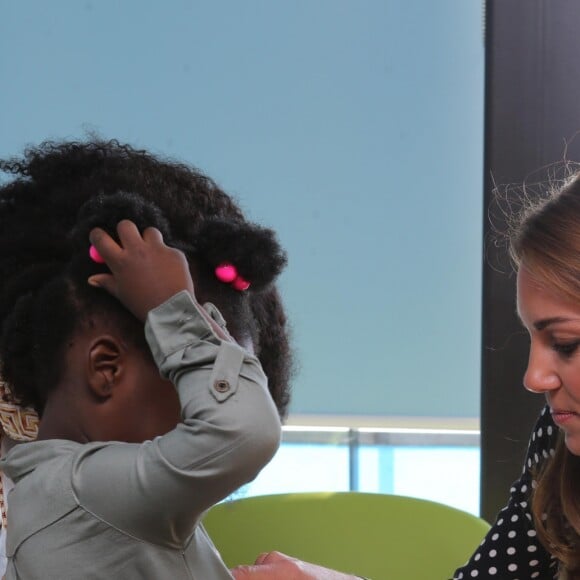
[[0, 0, 484, 418]]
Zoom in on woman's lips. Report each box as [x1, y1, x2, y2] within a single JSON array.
[[551, 410, 579, 425]]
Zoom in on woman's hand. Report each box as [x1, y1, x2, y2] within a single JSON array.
[[231, 551, 358, 580], [87, 220, 194, 321]]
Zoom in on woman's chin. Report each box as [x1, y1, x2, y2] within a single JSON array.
[[563, 431, 580, 456]]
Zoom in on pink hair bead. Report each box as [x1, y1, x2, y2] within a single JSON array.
[[215, 263, 237, 283], [232, 276, 250, 291], [89, 245, 105, 264]]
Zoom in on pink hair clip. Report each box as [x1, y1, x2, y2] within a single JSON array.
[[214, 263, 251, 291], [89, 245, 105, 264]]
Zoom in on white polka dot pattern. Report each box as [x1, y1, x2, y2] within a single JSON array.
[[451, 407, 559, 579]]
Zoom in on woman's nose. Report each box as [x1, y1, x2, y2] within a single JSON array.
[[523, 345, 561, 394]]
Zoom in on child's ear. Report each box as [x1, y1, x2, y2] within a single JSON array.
[[87, 335, 124, 400]]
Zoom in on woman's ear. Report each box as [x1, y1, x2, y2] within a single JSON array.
[[87, 335, 125, 400]]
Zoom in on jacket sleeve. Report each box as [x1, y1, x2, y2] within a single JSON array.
[[451, 406, 558, 579], [71, 290, 282, 548]]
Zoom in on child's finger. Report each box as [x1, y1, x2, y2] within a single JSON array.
[[115, 219, 143, 249], [89, 227, 123, 262], [87, 273, 119, 298], [142, 226, 164, 244]]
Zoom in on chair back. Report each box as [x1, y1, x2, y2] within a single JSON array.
[[203, 492, 490, 580]]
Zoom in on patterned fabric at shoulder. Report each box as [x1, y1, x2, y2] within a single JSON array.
[[0, 382, 38, 443], [0, 381, 38, 530]]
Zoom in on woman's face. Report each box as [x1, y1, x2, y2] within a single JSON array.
[[517, 266, 580, 455]]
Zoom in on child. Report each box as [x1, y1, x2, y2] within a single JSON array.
[[0, 140, 292, 579]]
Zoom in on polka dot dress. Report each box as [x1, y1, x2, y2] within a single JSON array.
[[452, 406, 559, 579]]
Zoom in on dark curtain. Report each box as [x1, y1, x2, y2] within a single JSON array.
[[482, 0, 580, 521]]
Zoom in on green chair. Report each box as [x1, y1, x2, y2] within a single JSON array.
[[203, 492, 490, 580]]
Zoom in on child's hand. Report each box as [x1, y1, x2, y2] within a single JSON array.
[[88, 220, 194, 321]]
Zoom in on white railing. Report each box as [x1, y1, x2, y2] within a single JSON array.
[[238, 426, 481, 516]]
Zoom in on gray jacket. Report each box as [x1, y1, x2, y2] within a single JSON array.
[[0, 291, 281, 579]]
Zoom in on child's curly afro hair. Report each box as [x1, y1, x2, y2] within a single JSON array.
[[0, 139, 293, 418]]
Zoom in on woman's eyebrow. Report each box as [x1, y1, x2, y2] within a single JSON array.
[[534, 317, 572, 331]]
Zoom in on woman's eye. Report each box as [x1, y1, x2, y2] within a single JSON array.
[[553, 341, 580, 356]]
